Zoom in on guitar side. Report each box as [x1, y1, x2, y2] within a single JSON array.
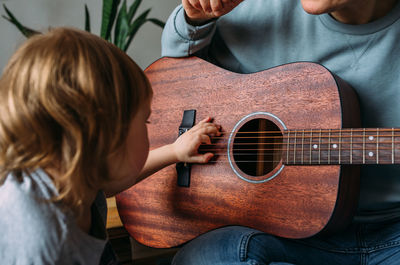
[[116, 57, 361, 248]]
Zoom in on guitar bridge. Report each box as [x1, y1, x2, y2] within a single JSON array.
[[176, 109, 196, 187]]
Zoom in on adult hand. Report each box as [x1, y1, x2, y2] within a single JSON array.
[[183, 0, 244, 25]]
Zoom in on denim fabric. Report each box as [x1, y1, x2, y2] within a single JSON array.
[[172, 221, 400, 265]]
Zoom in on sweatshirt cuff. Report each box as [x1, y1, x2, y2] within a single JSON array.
[[174, 6, 217, 41]]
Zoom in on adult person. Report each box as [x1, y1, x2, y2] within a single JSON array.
[[161, 0, 400, 264]]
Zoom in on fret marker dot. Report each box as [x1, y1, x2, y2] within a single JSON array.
[[369, 136, 374, 141], [332, 144, 338, 149], [313, 144, 318, 149], [368, 152, 374, 157]]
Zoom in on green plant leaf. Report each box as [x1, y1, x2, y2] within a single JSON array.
[[122, 8, 151, 52], [84, 4, 91, 33], [114, 0, 129, 49], [2, 4, 39, 37], [147, 18, 165, 28], [127, 0, 141, 24], [100, 0, 120, 41]]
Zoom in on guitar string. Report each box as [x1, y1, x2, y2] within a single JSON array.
[[203, 155, 397, 163], [222, 128, 400, 134], [203, 156, 397, 162], [198, 146, 397, 163], [203, 142, 398, 146], [200, 148, 397, 152], [201, 143, 398, 149], [197, 147, 397, 162], [210, 135, 398, 140]]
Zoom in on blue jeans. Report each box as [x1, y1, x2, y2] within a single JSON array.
[[171, 220, 400, 265]]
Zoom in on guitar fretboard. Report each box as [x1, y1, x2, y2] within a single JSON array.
[[283, 128, 400, 165]]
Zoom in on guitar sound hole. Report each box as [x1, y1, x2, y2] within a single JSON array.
[[233, 118, 282, 177]]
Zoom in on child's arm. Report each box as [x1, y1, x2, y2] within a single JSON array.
[[136, 117, 221, 184]]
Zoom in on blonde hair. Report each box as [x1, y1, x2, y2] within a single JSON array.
[[0, 27, 152, 213]]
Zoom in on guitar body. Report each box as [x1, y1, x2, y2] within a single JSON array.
[[116, 57, 361, 248]]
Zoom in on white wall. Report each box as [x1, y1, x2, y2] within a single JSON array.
[[0, 0, 180, 71]]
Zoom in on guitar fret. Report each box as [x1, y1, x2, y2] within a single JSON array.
[[293, 130, 297, 164], [301, 129, 305, 164], [286, 130, 290, 163], [376, 128, 379, 164], [350, 129, 353, 164], [393, 128, 395, 164], [339, 130, 342, 164], [395, 131, 400, 164], [328, 129, 331, 164], [309, 129, 313, 165], [364, 130, 373, 164], [363, 128, 366, 164], [330, 130, 339, 164], [319, 129, 322, 164]]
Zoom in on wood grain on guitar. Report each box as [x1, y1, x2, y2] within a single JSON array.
[[116, 56, 398, 248]]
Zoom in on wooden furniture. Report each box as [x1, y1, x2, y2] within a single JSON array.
[[106, 197, 132, 264]]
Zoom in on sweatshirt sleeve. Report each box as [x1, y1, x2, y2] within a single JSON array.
[[161, 5, 217, 57]]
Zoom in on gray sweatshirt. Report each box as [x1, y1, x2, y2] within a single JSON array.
[[161, 0, 400, 223]]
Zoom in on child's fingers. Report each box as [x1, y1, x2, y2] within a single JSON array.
[[190, 153, 214, 163], [198, 116, 212, 124], [198, 123, 221, 136], [199, 134, 212, 145], [175, 116, 221, 163], [193, 118, 221, 135]]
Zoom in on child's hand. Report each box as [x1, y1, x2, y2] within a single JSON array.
[[172, 117, 221, 163]]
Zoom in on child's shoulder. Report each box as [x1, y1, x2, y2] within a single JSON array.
[[0, 170, 108, 264], [0, 170, 67, 263]]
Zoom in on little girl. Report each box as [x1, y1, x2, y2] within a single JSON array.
[[0, 27, 220, 264]]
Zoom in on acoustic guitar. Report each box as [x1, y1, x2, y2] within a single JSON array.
[[116, 56, 400, 248]]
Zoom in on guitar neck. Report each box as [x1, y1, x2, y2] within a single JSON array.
[[283, 128, 400, 165]]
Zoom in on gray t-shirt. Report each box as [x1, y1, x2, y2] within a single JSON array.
[[161, 0, 400, 222], [0, 169, 116, 264]]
